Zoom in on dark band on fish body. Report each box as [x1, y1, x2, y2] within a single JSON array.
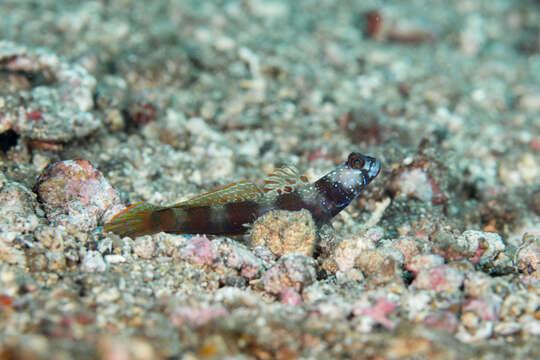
[[276, 192, 333, 224], [223, 200, 266, 234], [275, 192, 305, 212], [175, 205, 213, 234], [314, 176, 354, 217], [153, 208, 176, 233]]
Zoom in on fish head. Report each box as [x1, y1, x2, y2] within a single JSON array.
[[346, 152, 381, 185]]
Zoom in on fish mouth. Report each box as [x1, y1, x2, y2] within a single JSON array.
[[367, 159, 381, 181]]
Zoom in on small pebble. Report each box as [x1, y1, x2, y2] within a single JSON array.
[[0, 182, 41, 234], [263, 254, 317, 295], [307, 298, 350, 321], [104, 254, 126, 264], [463, 271, 492, 298], [133, 236, 156, 260], [391, 168, 444, 204], [462, 297, 500, 321], [97, 337, 156, 360], [171, 305, 228, 327], [515, 237, 540, 279], [521, 316, 540, 336], [500, 293, 529, 321], [251, 246, 277, 268], [325, 234, 375, 273], [493, 321, 522, 336], [406, 254, 445, 275], [46, 252, 66, 272], [391, 237, 420, 264], [213, 238, 262, 279], [499, 153, 539, 187], [26, 249, 47, 272], [353, 297, 397, 330], [0, 239, 26, 266], [403, 292, 431, 319], [81, 250, 107, 273], [34, 226, 67, 251], [279, 287, 303, 306], [455, 230, 506, 265], [355, 248, 402, 285], [413, 265, 464, 292], [457, 319, 494, 343], [423, 311, 459, 333], [251, 209, 317, 257], [96, 287, 120, 304], [176, 234, 217, 266]]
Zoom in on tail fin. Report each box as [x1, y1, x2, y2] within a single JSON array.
[[104, 202, 164, 238]]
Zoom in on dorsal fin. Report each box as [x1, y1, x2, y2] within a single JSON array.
[[175, 180, 263, 207], [262, 165, 310, 195]]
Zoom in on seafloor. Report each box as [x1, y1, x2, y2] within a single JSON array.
[[0, 0, 539, 359]]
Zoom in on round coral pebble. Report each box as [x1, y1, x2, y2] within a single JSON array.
[[251, 209, 316, 257], [36, 160, 123, 231]]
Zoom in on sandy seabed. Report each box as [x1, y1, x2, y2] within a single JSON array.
[[0, 1, 539, 359]]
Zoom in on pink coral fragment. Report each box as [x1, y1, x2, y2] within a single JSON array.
[[414, 265, 464, 292], [280, 287, 303, 306], [171, 305, 228, 327], [463, 298, 500, 321], [406, 254, 445, 275], [36, 160, 122, 231], [361, 297, 397, 329], [177, 235, 217, 265], [26, 110, 43, 121]]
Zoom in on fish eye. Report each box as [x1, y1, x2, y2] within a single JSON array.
[[348, 154, 365, 169]]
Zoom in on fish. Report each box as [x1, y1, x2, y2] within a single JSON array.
[[103, 152, 381, 238]]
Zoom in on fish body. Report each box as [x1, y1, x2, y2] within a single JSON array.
[[104, 152, 381, 238]]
